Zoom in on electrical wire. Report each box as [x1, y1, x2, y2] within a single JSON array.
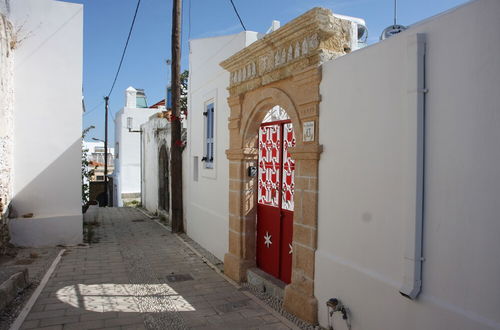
[[107, 0, 142, 98], [83, 99, 104, 116], [229, 0, 246, 31]]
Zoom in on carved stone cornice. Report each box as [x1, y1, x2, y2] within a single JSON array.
[[220, 7, 352, 96]]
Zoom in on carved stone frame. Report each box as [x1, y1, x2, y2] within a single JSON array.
[[220, 8, 352, 324]]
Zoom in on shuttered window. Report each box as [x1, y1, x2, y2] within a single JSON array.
[[203, 103, 215, 169]]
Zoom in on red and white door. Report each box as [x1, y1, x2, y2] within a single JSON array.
[[257, 120, 296, 283]]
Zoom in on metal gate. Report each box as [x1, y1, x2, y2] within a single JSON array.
[[257, 120, 295, 283]]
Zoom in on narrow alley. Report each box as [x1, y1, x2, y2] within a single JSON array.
[[20, 208, 293, 330]]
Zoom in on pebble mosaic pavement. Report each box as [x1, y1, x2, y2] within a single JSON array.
[[20, 207, 293, 330]]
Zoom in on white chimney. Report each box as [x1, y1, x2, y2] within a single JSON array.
[[266, 20, 280, 34], [125, 86, 137, 108]]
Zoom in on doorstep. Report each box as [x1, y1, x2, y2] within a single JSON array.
[[247, 267, 286, 301]]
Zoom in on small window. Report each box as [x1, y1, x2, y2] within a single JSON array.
[[96, 175, 104, 181], [203, 103, 215, 169], [193, 156, 199, 182]]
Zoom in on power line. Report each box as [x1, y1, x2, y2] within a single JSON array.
[[107, 0, 142, 98], [83, 99, 104, 116], [229, 0, 246, 31]]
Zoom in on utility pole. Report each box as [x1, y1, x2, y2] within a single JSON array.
[[104, 96, 109, 207], [170, 0, 184, 232]]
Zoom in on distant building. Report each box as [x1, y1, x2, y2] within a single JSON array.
[[113, 87, 161, 206], [140, 112, 170, 218], [82, 141, 114, 182]]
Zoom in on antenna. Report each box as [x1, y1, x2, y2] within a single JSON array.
[[394, 0, 397, 26], [380, 0, 407, 40]]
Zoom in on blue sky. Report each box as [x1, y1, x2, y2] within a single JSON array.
[[74, 0, 470, 143]]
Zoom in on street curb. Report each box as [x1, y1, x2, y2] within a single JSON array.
[[9, 249, 65, 330]]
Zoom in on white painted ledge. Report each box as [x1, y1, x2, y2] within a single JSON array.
[[9, 214, 82, 247]]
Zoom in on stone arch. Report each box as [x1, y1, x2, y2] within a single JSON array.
[[224, 76, 322, 325], [221, 7, 351, 324], [240, 87, 302, 150]]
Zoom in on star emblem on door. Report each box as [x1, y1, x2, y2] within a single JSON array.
[[264, 232, 272, 248]]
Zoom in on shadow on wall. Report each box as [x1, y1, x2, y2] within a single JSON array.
[[10, 138, 82, 219]]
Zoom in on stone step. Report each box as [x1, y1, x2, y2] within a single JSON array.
[[0, 267, 29, 312], [246, 267, 286, 300]]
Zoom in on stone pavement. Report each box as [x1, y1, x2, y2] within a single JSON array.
[[20, 207, 293, 330]]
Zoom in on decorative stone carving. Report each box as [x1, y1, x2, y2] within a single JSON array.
[[220, 7, 353, 325], [294, 41, 301, 58], [287, 45, 293, 62], [302, 38, 309, 56], [309, 33, 319, 50], [274, 51, 281, 67], [222, 7, 352, 96]]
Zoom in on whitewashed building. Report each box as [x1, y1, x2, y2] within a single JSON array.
[[315, 1, 500, 328], [0, 0, 83, 247], [133, 1, 500, 328], [113, 87, 160, 206], [140, 112, 171, 216], [82, 141, 114, 181], [183, 31, 260, 261]]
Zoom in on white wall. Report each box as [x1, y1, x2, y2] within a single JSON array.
[[185, 32, 259, 260], [114, 106, 160, 206], [8, 0, 83, 247], [141, 115, 170, 214], [316, 1, 500, 329]]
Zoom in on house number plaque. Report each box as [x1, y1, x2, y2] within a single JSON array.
[[303, 121, 315, 142]]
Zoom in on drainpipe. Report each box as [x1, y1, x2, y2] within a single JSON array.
[[400, 33, 426, 300]]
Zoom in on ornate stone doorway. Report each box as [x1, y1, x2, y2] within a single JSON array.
[[220, 8, 352, 324]]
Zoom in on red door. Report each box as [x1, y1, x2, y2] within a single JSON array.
[[257, 121, 295, 284]]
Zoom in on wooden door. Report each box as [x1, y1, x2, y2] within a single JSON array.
[[257, 121, 295, 283], [158, 145, 169, 212]]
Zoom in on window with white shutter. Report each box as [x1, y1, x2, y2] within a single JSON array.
[[203, 103, 215, 169]]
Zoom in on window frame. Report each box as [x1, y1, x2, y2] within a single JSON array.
[[201, 92, 217, 179], [204, 102, 215, 169]]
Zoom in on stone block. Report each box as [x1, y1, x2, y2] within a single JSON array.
[[283, 284, 318, 324], [0, 268, 29, 312], [293, 244, 315, 279], [293, 224, 312, 247]]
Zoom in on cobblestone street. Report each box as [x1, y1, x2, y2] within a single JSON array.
[[20, 208, 293, 330]]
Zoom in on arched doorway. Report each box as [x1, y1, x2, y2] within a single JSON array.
[[257, 106, 295, 284], [220, 7, 352, 324], [158, 145, 169, 212]]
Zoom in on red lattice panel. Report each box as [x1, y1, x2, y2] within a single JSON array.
[[258, 124, 281, 207]]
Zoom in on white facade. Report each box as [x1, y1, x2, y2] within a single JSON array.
[[140, 114, 170, 214], [83, 141, 114, 163], [316, 0, 500, 329], [5, 0, 83, 247], [113, 87, 160, 206], [184, 32, 259, 260]]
